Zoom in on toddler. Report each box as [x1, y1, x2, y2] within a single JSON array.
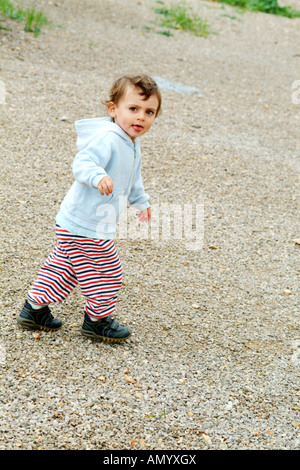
[[17, 74, 161, 343]]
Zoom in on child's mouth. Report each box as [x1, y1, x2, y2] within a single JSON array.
[[132, 125, 143, 132]]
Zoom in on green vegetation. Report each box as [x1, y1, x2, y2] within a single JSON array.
[[154, 1, 211, 37], [24, 8, 48, 35], [0, 0, 48, 36], [220, 0, 300, 18]]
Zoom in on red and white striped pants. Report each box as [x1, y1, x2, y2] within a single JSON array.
[[27, 225, 123, 320]]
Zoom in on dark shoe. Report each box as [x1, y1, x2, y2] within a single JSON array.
[[80, 314, 131, 343], [17, 302, 62, 331]]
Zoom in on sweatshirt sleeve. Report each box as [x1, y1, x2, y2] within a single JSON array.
[[128, 156, 150, 210], [72, 134, 112, 189]]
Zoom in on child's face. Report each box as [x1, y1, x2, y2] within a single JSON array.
[[108, 86, 159, 142]]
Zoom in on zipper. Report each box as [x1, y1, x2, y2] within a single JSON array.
[[125, 142, 138, 196]]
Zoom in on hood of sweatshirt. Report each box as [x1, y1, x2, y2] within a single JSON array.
[[75, 117, 134, 151]]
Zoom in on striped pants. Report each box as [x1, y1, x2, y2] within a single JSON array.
[[27, 225, 123, 320]]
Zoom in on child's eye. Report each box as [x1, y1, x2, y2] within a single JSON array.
[[129, 107, 137, 112], [146, 110, 154, 115]]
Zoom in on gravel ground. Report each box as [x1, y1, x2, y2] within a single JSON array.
[[0, 0, 299, 450]]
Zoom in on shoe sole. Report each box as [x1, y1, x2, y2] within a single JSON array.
[[80, 327, 131, 343], [17, 316, 62, 332]]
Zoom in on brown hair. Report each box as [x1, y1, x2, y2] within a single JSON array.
[[106, 74, 162, 116]]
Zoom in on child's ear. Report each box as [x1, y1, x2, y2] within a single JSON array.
[[107, 101, 116, 118]]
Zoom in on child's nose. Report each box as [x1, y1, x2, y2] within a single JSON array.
[[138, 110, 145, 120]]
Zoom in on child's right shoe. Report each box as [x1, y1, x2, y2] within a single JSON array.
[[17, 301, 62, 331], [80, 314, 131, 343]]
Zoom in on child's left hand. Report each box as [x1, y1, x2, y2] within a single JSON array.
[[138, 208, 151, 222]]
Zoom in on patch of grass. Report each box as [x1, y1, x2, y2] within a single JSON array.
[[154, 1, 211, 37], [220, 0, 300, 18], [156, 29, 174, 36], [24, 8, 48, 36], [0, 0, 23, 20], [0, 0, 49, 36]]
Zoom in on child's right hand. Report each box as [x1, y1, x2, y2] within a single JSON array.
[[98, 176, 113, 196]]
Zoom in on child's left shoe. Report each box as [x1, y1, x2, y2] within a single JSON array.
[[80, 314, 131, 343]]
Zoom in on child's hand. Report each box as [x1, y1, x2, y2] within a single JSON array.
[[98, 176, 113, 196], [138, 207, 151, 222]]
